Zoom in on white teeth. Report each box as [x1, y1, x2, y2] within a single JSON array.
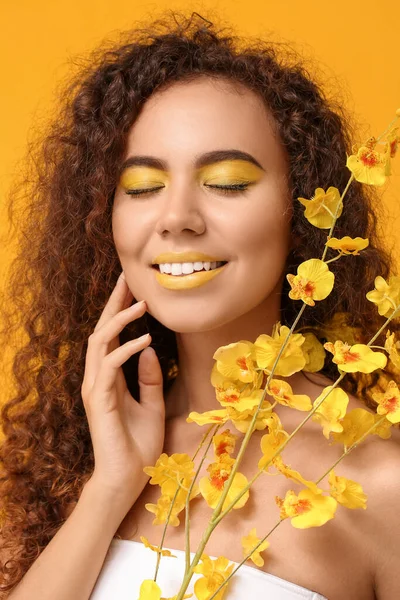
[[182, 262, 194, 275], [157, 261, 227, 276], [159, 263, 171, 274], [171, 263, 182, 276]]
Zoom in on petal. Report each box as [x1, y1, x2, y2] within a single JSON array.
[[139, 579, 162, 600]]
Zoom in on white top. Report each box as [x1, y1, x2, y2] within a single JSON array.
[[90, 538, 328, 599]]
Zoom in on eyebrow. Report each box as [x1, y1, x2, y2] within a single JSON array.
[[119, 149, 266, 175]]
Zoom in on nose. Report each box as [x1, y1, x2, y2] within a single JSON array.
[[155, 181, 206, 237]]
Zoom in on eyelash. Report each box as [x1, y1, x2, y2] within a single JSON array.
[[124, 183, 251, 197]]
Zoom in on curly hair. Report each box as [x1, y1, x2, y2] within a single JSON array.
[[0, 9, 399, 595]]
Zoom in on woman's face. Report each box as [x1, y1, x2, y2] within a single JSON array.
[[112, 77, 292, 333]]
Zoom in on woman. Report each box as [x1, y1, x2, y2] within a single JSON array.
[[0, 10, 399, 600]]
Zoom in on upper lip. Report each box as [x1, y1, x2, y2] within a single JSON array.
[[152, 252, 228, 264]]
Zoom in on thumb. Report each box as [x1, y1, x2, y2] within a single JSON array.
[[138, 346, 164, 413]]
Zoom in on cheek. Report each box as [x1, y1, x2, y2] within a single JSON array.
[[112, 206, 147, 258], [231, 197, 291, 272]]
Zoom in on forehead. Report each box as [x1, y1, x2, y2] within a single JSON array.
[[122, 77, 287, 170]]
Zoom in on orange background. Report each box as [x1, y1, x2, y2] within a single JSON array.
[[0, 1, 399, 417]]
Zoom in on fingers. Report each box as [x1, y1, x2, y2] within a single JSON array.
[[92, 334, 152, 410], [94, 272, 133, 333], [138, 346, 165, 418], [83, 300, 147, 393]]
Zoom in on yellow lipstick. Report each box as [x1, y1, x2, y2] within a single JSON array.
[[154, 264, 227, 290], [151, 252, 229, 290]]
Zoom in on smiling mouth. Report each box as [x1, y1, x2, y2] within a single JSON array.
[[151, 260, 228, 276]]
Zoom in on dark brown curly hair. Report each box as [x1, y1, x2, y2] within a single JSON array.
[[1, 9, 399, 595]]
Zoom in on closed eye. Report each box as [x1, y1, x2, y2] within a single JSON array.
[[125, 183, 251, 197]]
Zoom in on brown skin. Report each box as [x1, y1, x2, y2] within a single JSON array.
[[111, 78, 400, 599]]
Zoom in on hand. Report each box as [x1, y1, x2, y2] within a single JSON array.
[[81, 271, 165, 509]]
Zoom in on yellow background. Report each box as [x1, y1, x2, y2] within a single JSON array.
[[0, 1, 399, 417]]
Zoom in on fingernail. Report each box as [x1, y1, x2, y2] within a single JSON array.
[[120, 271, 126, 280]]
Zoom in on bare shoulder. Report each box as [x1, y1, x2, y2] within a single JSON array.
[[338, 391, 400, 600], [360, 422, 400, 598]]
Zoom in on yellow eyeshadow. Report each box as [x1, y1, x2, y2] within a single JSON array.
[[119, 159, 264, 189], [198, 160, 264, 184], [120, 167, 168, 189]]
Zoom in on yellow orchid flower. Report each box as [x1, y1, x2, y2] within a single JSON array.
[[213, 341, 257, 383], [138, 579, 162, 600], [193, 554, 235, 600], [161, 476, 200, 505], [241, 528, 270, 567], [372, 412, 392, 439], [140, 536, 177, 558], [199, 454, 250, 511], [143, 453, 195, 487], [258, 422, 289, 471], [211, 365, 263, 411], [214, 381, 243, 406], [254, 322, 306, 376], [301, 332, 326, 372], [328, 471, 367, 509], [138, 580, 193, 600], [297, 186, 343, 229], [331, 407, 377, 447], [272, 455, 320, 494], [145, 494, 186, 527], [228, 403, 273, 433], [311, 386, 349, 439], [212, 429, 238, 457], [366, 275, 400, 317], [266, 378, 312, 411], [275, 488, 337, 528], [210, 361, 263, 390], [346, 139, 387, 186], [324, 340, 387, 373], [325, 236, 369, 255], [384, 331, 400, 370], [287, 259, 335, 307], [373, 380, 400, 423], [187, 409, 229, 426], [218, 388, 266, 413]]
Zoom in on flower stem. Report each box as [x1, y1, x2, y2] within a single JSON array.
[[154, 483, 184, 581], [376, 114, 399, 143], [324, 254, 343, 264], [367, 304, 400, 346], [184, 423, 221, 575]]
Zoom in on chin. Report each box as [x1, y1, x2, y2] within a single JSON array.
[[147, 304, 237, 334]]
